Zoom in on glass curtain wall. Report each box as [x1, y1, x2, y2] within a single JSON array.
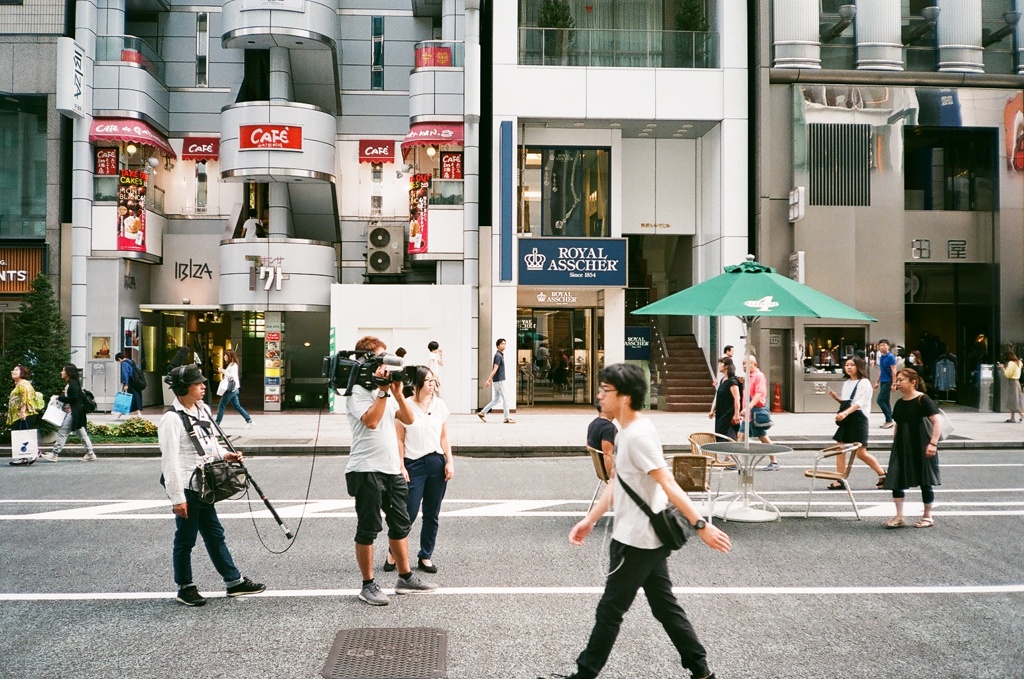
[[0, 97, 47, 239], [519, 147, 610, 237]]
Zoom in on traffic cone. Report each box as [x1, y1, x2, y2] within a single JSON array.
[[771, 382, 784, 413]]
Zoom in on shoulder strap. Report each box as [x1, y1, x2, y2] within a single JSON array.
[[176, 409, 212, 459], [616, 476, 657, 521], [850, 380, 860, 400]]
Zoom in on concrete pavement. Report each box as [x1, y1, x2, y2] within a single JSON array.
[[38, 400, 1024, 457]]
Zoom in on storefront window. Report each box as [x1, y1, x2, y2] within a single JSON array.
[[904, 127, 996, 211], [520, 147, 610, 237], [0, 96, 47, 238], [803, 326, 867, 373]]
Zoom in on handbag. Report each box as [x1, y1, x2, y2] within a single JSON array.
[[191, 460, 249, 504], [752, 406, 774, 430], [177, 409, 248, 504], [42, 399, 68, 427], [617, 476, 690, 551], [11, 428, 39, 463], [113, 391, 133, 414], [920, 396, 954, 442]]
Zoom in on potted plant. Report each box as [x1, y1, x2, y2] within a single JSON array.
[[539, 0, 575, 65]]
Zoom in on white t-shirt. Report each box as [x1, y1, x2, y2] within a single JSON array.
[[398, 397, 450, 461], [612, 416, 669, 549], [427, 353, 443, 383], [217, 363, 240, 396], [346, 385, 402, 474], [840, 378, 872, 415]]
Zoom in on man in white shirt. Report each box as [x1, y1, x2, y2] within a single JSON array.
[[541, 363, 732, 679], [346, 336, 437, 606]]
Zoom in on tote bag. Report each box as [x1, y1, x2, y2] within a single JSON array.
[[11, 429, 39, 462], [42, 400, 68, 427], [113, 391, 133, 415]]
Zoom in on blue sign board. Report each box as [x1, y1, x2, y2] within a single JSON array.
[[518, 238, 627, 287], [624, 327, 651, 360], [265, 377, 280, 386]]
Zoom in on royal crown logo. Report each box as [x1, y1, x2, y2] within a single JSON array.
[[744, 296, 780, 313], [523, 247, 546, 271], [536, 292, 547, 302]]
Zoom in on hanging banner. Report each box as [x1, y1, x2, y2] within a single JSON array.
[[408, 174, 430, 254], [56, 37, 87, 119], [440, 152, 462, 179], [116, 169, 147, 252]]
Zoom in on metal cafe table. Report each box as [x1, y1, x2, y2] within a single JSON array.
[[701, 442, 793, 523]]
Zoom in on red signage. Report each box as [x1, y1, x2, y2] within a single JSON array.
[[266, 332, 281, 341], [359, 139, 394, 164], [239, 125, 303, 151], [95, 148, 118, 176], [415, 46, 453, 68], [182, 136, 220, 161], [116, 169, 147, 252], [440, 152, 463, 179]]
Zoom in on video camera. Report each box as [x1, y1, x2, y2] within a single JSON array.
[[322, 350, 417, 395]]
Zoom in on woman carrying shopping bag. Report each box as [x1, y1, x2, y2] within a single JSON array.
[[38, 364, 97, 462], [215, 350, 253, 428], [8, 365, 40, 466]]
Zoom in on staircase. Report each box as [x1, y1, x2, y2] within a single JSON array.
[[660, 335, 716, 413]]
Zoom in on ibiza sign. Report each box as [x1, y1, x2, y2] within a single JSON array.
[[239, 125, 302, 151], [519, 238, 627, 287]]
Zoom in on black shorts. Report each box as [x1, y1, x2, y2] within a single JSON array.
[[346, 471, 412, 545]]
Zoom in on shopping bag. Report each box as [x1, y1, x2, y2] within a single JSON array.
[[42, 399, 68, 427], [113, 391, 133, 415], [11, 429, 39, 463]]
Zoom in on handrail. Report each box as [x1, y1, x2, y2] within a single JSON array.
[[97, 34, 164, 79], [413, 40, 465, 68], [519, 27, 718, 68]]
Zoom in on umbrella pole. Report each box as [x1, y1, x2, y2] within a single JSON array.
[[742, 317, 755, 451]]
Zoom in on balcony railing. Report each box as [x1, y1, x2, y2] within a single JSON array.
[[414, 40, 465, 68], [519, 28, 718, 68], [97, 35, 164, 79]]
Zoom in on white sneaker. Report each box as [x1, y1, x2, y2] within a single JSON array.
[[82, 452, 97, 462], [246, 420, 254, 429], [38, 452, 59, 462]]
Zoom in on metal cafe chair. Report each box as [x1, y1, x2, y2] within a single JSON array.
[[672, 453, 714, 524], [586, 445, 611, 514], [803, 442, 863, 519], [687, 432, 738, 501]]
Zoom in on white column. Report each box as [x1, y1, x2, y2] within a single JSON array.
[[772, 0, 820, 69], [937, 0, 983, 73], [855, 0, 904, 71], [465, 0, 482, 404], [269, 47, 292, 101], [443, 0, 458, 40], [1018, 0, 1024, 72], [268, 47, 292, 237], [71, 0, 98, 366]]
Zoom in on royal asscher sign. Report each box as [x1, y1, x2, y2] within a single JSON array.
[[518, 238, 627, 287], [239, 124, 303, 151]]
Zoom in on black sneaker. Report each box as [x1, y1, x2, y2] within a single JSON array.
[[175, 585, 207, 607], [226, 577, 266, 598]]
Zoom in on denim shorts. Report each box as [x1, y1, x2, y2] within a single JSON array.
[[345, 471, 412, 545]]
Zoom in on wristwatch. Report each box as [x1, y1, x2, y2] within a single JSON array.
[[375, 389, 389, 399], [691, 519, 707, 530]]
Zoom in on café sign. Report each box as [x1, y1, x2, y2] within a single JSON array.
[[359, 139, 394, 163], [518, 238, 627, 287], [239, 124, 303, 151]]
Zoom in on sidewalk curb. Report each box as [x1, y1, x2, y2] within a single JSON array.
[[4, 439, 1021, 458]]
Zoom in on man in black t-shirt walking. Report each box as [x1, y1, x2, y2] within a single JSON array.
[[478, 338, 514, 423], [586, 403, 616, 477]]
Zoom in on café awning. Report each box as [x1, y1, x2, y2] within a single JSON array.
[[400, 122, 464, 157], [89, 118, 176, 158]]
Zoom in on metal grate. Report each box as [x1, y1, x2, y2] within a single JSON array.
[[322, 628, 447, 679], [808, 123, 871, 206]]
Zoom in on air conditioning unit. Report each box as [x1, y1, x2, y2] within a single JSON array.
[[366, 223, 404, 275]]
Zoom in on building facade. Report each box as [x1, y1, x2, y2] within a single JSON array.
[[756, 0, 1024, 412]]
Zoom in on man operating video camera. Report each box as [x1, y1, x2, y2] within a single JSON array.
[[345, 335, 438, 605]]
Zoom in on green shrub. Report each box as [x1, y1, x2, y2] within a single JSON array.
[[85, 417, 158, 439]]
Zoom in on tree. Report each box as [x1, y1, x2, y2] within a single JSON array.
[[5, 274, 70, 420], [538, 0, 575, 65], [676, 0, 709, 32]]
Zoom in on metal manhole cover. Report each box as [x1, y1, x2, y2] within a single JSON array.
[[322, 627, 447, 679]]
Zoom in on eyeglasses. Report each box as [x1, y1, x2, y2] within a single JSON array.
[[598, 386, 617, 395]]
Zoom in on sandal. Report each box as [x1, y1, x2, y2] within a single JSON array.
[[1005, 419, 1017, 423], [876, 475, 886, 489], [914, 517, 935, 528], [883, 517, 906, 529], [826, 481, 845, 491]]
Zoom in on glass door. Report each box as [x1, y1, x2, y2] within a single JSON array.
[[517, 307, 594, 405]]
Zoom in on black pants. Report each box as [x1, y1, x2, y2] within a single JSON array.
[[575, 540, 710, 679]]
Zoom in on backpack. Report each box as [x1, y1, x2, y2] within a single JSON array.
[[31, 386, 45, 413], [81, 389, 98, 414], [128, 360, 147, 392]]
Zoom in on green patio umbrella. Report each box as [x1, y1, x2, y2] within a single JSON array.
[[632, 256, 876, 446]]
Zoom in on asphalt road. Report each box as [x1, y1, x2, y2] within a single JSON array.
[[2, 449, 1023, 679]]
